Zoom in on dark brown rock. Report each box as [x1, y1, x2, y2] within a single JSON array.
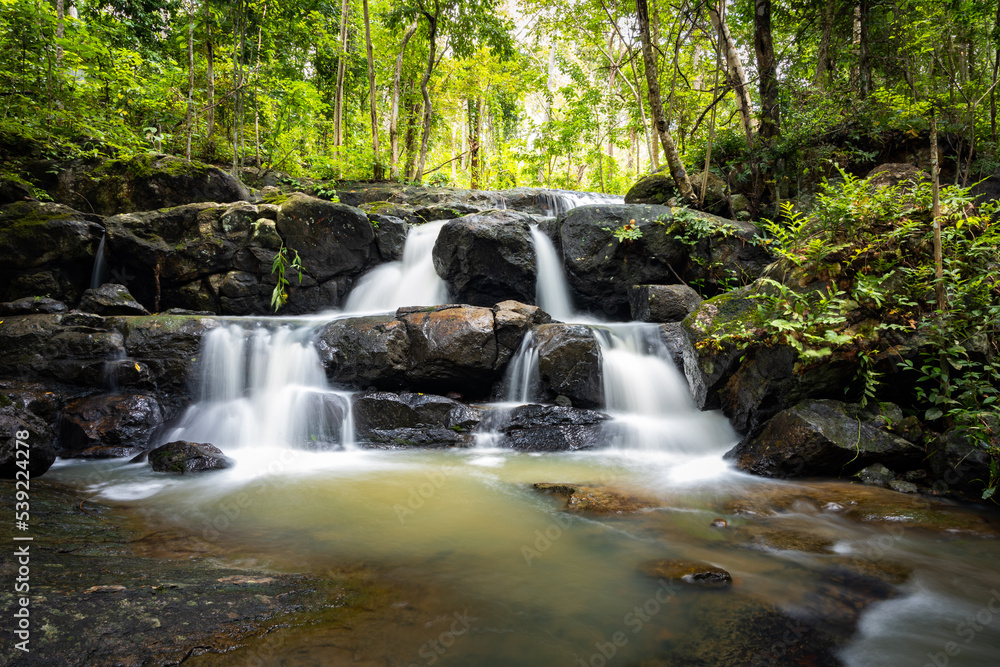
[[534, 323, 603, 409], [148, 440, 232, 473], [59, 393, 163, 453], [638, 558, 733, 586]]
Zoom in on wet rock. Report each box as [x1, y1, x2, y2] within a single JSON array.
[[352, 391, 481, 436], [432, 210, 537, 306], [888, 479, 918, 494], [833, 558, 913, 585], [148, 440, 233, 473], [415, 202, 483, 222], [724, 481, 1000, 537], [0, 384, 58, 477], [28, 153, 250, 214], [925, 425, 999, 500], [559, 203, 685, 317], [58, 393, 163, 453], [0, 200, 105, 304], [497, 404, 609, 451], [726, 399, 923, 478], [319, 313, 411, 388], [0, 296, 69, 314], [628, 284, 703, 322], [492, 300, 551, 366], [638, 558, 733, 587], [533, 481, 654, 513], [656, 322, 688, 376], [372, 215, 409, 260], [61, 445, 146, 459], [362, 427, 473, 448], [733, 525, 835, 554], [78, 283, 150, 315], [534, 323, 603, 409], [855, 463, 896, 487], [276, 193, 375, 282]]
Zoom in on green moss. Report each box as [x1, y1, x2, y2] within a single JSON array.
[[0, 393, 13, 408]]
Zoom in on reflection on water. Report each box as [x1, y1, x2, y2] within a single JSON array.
[[48, 449, 1000, 666]]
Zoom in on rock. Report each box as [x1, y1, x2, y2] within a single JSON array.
[[733, 525, 835, 553], [275, 193, 375, 282], [415, 202, 484, 222], [626, 170, 732, 216], [372, 215, 409, 261], [58, 393, 163, 454], [888, 479, 918, 494], [0, 296, 69, 314], [0, 200, 105, 304], [0, 383, 58, 477], [925, 425, 998, 500], [866, 163, 930, 189], [533, 482, 654, 513], [352, 391, 481, 437], [492, 300, 551, 367], [318, 305, 504, 397], [534, 324, 603, 408], [79, 283, 150, 316], [0, 175, 32, 205], [495, 404, 609, 451], [28, 154, 250, 215], [856, 463, 896, 487], [638, 558, 733, 587], [148, 441, 233, 473], [628, 283, 703, 322], [432, 210, 537, 306], [362, 427, 473, 448], [727, 399, 923, 478]]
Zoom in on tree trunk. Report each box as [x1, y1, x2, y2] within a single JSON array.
[[252, 2, 267, 168], [754, 0, 779, 142], [813, 0, 834, 90], [55, 0, 64, 68], [334, 0, 350, 174], [403, 86, 419, 179], [636, 0, 696, 205], [469, 97, 482, 189], [851, 1, 861, 91], [362, 0, 382, 179], [414, 11, 438, 182], [389, 19, 418, 180], [993, 1, 1000, 142], [205, 2, 215, 141], [185, 0, 194, 161], [707, 1, 754, 143], [859, 0, 871, 97]]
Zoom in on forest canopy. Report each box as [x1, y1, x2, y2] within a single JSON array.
[[2, 0, 999, 202]]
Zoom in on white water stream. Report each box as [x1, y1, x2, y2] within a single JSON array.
[[50, 193, 1000, 666]]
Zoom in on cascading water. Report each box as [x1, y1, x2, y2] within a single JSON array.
[[529, 225, 574, 322], [90, 232, 108, 290], [163, 324, 353, 451], [535, 190, 624, 217], [344, 219, 450, 312]]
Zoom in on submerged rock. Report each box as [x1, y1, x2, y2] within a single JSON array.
[[638, 558, 733, 587], [533, 481, 654, 513], [726, 399, 923, 479], [148, 440, 233, 473]]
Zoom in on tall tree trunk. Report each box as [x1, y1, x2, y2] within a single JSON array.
[[334, 0, 350, 175], [469, 97, 482, 189], [389, 19, 418, 180], [754, 0, 779, 142], [851, 1, 861, 91], [55, 0, 64, 68], [636, 0, 696, 205], [362, 0, 382, 179], [701, 41, 721, 208], [185, 0, 194, 161], [252, 2, 266, 168], [858, 0, 870, 97], [992, 0, 1000, 142], [205, 2, 215, 141], [403, 87, 419, 178], [707, 1, 754, 143], [606, 30, 618, 158], [813, 0, 834, 90], [414, 8, 438, 182]]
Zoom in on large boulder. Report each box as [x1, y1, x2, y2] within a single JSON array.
[[625, 170, 732, 217], [726, 399, 924, 478], [0, 201, 105, 304], [534, 324, 604, 409], [493, 404, 610, 451], [318, 305, 511, 397], [866, 163, 930, 189], [432, 210, 537, 306], [352, 391, 481, 436], [493, 300, 551, 367], [27, 154, 249, 215], [275, 193, 375, 282], [58, 393, 164, 457]]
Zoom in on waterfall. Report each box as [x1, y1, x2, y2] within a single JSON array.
[[90, 232, 108, 290], [502, 330, 540, 403], [529, 226, 574, 321], [163, 324, 352, 451], [344, 219, 450, 313], [535, 190, 624, 218]]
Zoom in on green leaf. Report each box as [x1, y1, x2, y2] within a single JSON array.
[[983, 487, 996, 500], [925, 407, 944, 421]]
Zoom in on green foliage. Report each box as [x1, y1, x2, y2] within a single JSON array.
[[602, 218, 642, 243], [754, 278, 857, 362], [270, 243, 303, 313]]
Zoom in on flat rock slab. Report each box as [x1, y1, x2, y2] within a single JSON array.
[[638, 558, 733, 587], [533, 482, 655, 514]]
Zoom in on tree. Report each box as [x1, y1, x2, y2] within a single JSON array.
[[362, 0, 382, 179]]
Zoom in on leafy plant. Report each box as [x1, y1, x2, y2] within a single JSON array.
[[270, 244, 303, 313], [602, 218, 642, 243]]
